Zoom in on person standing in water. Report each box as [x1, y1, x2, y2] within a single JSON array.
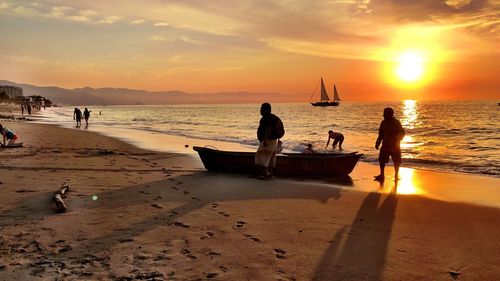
[[83, 108, 91, 126], [73, 107, 82, 127], [374, 107, 405, 182]]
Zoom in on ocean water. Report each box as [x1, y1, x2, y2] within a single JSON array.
[[38, 100, 499, 177]]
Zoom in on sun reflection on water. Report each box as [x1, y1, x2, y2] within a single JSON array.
[[401, 99, 419, 129], [400, 100, 424, 156]]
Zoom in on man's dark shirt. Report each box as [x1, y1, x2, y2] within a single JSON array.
[[257, 114, 281, 141], [376, 117, 405, 152]]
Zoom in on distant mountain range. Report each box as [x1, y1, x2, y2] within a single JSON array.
[[0, 80, 305, 105]]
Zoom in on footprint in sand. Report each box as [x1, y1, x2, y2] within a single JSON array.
[[276, 269, 296, 281], [243, 234, 261, 242], [274, 248, 287, 259], [235, 221, 246, 229], [217, 211, 230, 217], [171, 186, 179, 190], [151, 203, 163, 209], [211, 203, 219, 208], [173, 222, 190, 228], [199, 231, 215, 240], [180, 248, 197, 260], [201, 248, 221, 256], [206, 272, 219, 279]]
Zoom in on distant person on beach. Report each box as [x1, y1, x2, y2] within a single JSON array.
[[255, 103, 285, 179], [73, 108, 82, 127], [0, 124, 18, 146], [83, 108, 91, 126], [303, 143, 315, 154], [326, 130, 344, 151], [374, 107, 405, 182], [21, 104, 24, 115], [27, 104, 31, 115]]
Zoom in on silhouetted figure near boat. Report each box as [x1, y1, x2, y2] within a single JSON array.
[[255, 103, 285, 179], [303, 143, 315, 154], [326, 130, 344, 151], [27, 104, 31, 115], [20, 104, 24, 115], [83, 108, 91, 126], [73, 107, 82, 127], [374, 107, 405, 182], [0, 124, 18, 146]]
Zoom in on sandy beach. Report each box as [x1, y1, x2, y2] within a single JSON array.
[[1, 114, 499, 280]]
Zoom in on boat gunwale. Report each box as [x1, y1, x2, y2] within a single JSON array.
[[193, 146, 363, 159]]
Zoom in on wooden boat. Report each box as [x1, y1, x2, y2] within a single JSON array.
[[311, 77, 340, 106], [193, 146, 362, 177]]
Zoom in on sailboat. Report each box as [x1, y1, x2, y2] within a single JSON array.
[[311, 77, 340, 106]]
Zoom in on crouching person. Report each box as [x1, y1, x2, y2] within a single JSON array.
[[0, 124, 18, 146]]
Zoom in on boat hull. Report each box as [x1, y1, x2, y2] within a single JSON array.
[[311, 101, 340, 106], [193, 146, 362, 177]]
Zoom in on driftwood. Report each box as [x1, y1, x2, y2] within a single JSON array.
[[53, 183, 70, 212]]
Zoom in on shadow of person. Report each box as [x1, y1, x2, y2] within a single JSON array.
[[312, 183, 399, 281]]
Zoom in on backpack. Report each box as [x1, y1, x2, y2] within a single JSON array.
[[274, 117, 285, 139]]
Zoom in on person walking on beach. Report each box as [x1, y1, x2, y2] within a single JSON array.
[[0, 124, 18, 147], [325, 130, 344, 151], [27, 104, 32, 115], [374, 107, 405, 182], [255, 103, 285, 179], [21, 104, 24, 115], [83, 108, 91, 126], [73, 107, 82, 127]]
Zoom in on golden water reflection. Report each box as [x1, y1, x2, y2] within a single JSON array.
[[394, 168, 423, 195], [400, 99, 423, 156], [401, 100, 419, 129]]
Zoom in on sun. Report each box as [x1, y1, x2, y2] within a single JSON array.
[[395, 51, 424, 82]]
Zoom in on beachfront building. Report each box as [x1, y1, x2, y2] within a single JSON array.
[[0, 85, 23, 99]]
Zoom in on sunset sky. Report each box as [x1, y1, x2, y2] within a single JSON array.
[[0, 0, 498, 101]]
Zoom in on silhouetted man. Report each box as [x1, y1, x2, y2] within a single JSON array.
[[255, 103, 284, 179], [375, 107, 405, 181], [73, 107, 82, 127]]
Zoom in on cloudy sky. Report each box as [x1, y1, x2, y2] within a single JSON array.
[[0, 0, 498, 100]]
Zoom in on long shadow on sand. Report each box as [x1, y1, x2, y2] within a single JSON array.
[[0, 172, 346, 262], [312, 182, 398, 281]]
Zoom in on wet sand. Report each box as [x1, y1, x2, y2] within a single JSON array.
[[0, 117, 499, 280]]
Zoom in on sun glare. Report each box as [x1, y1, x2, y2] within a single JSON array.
[[396, 51, 424, 82]]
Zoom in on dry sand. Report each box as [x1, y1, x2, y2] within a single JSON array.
[[0, 114, 499, 280]]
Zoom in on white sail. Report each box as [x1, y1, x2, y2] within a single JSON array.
[[320, 78, 331, 102], [333, 84, 341, 102]]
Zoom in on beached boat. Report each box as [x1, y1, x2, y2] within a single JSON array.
[[311, 77, 340, 106], [193, 146, 362, 177]]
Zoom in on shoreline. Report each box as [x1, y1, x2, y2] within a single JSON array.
[[10, 114, 500, 208], [34, 105, 500, 179], [24, 112, 500, 209]]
